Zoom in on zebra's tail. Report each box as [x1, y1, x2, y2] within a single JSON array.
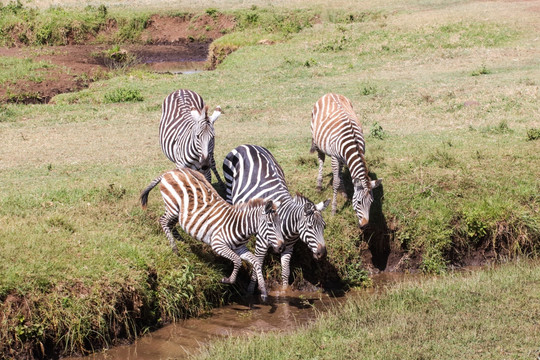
[[140, 175, 163, 210]]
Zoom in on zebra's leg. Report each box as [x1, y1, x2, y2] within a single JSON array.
[[247, 238, 268, 294], [316, 150, 326, 191], [235, 247, 268, 302], [212, 242, 243, 284], [280, 245, 294, 289], [203, 168, 212, 183], [210, 152, 225, 188], [159, 214, 179, 254], [331, 156, 341, 215], [337, 160, 345, 193]]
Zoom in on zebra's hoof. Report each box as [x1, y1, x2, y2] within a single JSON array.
[[221, 277, 231, 284], [260, 293, 268, 303]]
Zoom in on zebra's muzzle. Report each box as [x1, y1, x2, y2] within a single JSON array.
[[314, 244, 327, 260], [199, 157, 211, 171]]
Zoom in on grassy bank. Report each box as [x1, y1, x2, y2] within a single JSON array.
[[1, 0, 539, 358], [198, 260, 540, 359]]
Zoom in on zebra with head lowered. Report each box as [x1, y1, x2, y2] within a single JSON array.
[[159, 89, 224, 187], [223, 144, 330, 291], [311, 93, 382, 228], [140, 167, 285, 302]]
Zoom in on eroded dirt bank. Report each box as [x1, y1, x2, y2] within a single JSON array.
[[0, 13, 235, 104]]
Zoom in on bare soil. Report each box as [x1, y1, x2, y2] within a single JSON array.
[[0, 13, 236, 104]]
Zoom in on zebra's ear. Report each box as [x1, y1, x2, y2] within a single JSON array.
[[264, 200, 274, 214], [209, 106, 222, 124], [370, 179, 382, 189], [190, 106, 203, 121], [352, 178, 363, 189], [316, 199, 331, 212]]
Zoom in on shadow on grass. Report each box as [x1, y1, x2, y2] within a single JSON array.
[[335, 168, 391, 271]]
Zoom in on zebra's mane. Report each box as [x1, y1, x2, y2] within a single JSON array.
[[293, 193, 312, 206], [233, 198, 268, 211]]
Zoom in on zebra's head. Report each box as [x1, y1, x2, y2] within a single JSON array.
[[352, 178, 382, 228], [257, 200, 285, 254], [299, 199, 330, 260], [190, 105, 222, 171]]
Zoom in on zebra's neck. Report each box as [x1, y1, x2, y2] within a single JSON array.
[[281, 199, 304, 238], [230, 202, 261, 238], [345, 151, 370, 188]]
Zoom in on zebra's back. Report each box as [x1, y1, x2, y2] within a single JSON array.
[[311, 93, 366, 179], [159, 167, 225, 244], [223, 144, 289, 204], [311, 93, 365, 162]]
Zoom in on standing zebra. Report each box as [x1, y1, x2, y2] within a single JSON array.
[[159, 89, 224, 187], [223, 144, 330, 291], [310, 93, 382, 227], [140, 167, 285, 302]]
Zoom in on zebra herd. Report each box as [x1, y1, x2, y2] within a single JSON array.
[[141, 89, 381, 301]]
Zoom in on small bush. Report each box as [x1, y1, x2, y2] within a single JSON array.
[[103, 87, 143, 103], [369, 121, 387, 140], [482, 120, 512, 134], [471, 64, 491, 76], [318, 35, 349, 52], [360, 82, 378, 96], [526, 128, 540, 141]]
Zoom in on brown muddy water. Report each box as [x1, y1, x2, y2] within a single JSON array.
[[65, 273, 412, 360]]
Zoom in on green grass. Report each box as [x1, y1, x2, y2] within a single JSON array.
[[0, 0, 539, 357], [0, 57, 55, 85], [198, 260, 540, 360]]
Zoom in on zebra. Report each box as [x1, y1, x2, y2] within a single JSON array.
[[223, 144, 330, 291], [310, 93, 382, 227], [140, 167, 285, 302], [159, 89, 224, 187]]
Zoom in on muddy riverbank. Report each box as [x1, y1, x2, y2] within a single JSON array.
[[64, 272, 414, 360]]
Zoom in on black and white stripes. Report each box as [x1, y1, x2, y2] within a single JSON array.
[[223, 144, 329, 289], [311, 93, 382, 227], [159, 89, 224, 186], [140, 167, 284, 301]]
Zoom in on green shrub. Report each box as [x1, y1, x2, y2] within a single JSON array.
[[471, 64, 491, 76], [526, 128, 540, 141], [369, 121, 387, 140], [103, 87, 143, 103]]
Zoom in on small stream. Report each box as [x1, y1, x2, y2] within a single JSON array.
[[67, 273, 411, 360]]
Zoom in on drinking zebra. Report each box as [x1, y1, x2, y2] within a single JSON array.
[[140, 167, 285, 301], [223, 144, 330, 291], [310, 93, 382, 227], [159, 89, 224, 187]]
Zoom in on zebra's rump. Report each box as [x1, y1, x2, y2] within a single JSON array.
[[223, 144, 289, 204]]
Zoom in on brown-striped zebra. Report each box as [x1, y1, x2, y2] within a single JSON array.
[[140, 167, 285, 301], [310, 93, 382, 227], [159, 89, 224, 187]]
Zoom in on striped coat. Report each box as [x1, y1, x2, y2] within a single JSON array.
[[159, 89, 224, 186], [223, 144, 329, 290], [140, 167, 285, 301], [311, 93, 382, 227]]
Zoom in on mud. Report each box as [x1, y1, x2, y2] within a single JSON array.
[[65, 272, 412, 360]]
